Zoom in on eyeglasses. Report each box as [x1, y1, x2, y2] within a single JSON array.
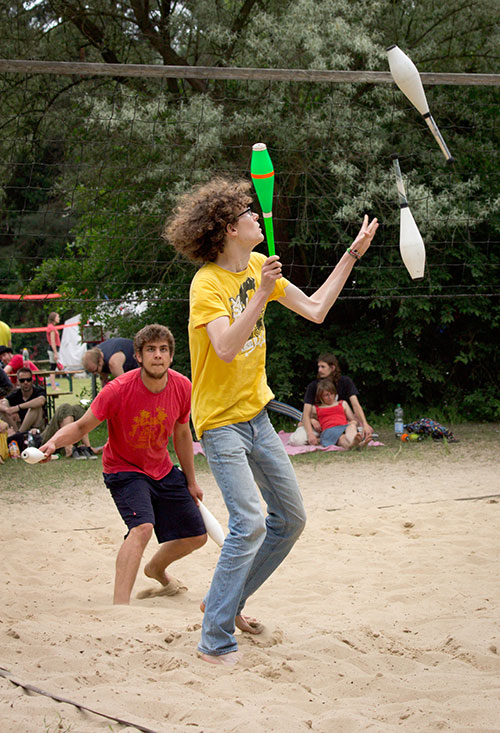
[[19, 377, 33, 383], [237, 207, 254, 218]]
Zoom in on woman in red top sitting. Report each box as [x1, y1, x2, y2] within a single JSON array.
[[315, 378, 362, 449]]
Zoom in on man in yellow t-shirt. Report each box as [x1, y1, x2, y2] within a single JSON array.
[[165, 176, 378, 665], [0, 320, 11, 348]]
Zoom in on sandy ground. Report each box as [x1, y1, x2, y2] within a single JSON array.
[[1, 435, 500, 732]]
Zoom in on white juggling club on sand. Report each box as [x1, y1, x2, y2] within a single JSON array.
[[391, 154, 426, 280], [21, 447, 59, 464], [198, 501, 225, 547], [387, 45, 454, 164]]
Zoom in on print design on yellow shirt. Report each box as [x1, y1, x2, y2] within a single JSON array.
[[229, 277, 265, 356], [128, 407, 168, 449]]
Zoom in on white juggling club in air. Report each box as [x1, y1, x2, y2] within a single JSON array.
[[391, 154, 426, 280], [198, 501, 225, 547], [387, 45, 454, 164]]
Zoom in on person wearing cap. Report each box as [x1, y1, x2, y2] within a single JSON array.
[[0, 347, 42, 386], [0, 345, 13, 367]]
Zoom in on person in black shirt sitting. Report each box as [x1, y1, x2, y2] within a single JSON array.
[[289, 353, 373, 446], [0, 367, 46, 432]]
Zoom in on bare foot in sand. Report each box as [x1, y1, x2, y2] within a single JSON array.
[[200, 602, 264, 635], [234, 613, 265, 634], [199, 651, 242, 666], [136, 569, 187, 599]]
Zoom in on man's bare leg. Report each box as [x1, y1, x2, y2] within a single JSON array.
[[19, 406, 45, 432], [199, 601, 264, 635], [136, 534, 207, 598], [114, 523, 153, 604]]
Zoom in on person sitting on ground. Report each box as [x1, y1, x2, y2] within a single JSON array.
[[46, 311, 62, 392], [0, 364, 13, 398], [0, 419, 8, 464], [289, 352, 373, 446], [315, 378, 363, 449], [41, 402, 97, 459], [82, 337, 139, 387], [0, 345, 12, 369], [40, 324, 207, 605], [0, 367, 46, 433], [0, 346, 42, 386]]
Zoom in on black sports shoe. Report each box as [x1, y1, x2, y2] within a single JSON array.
[[72, 446, 87, 460], [82, 446, 98, 460]]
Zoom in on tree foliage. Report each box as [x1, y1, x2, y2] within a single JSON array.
[[1, 0, 499, 418]]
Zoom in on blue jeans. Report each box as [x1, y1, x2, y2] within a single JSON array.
[[320, 424, 348, 447], [199, 409, 306, 656]]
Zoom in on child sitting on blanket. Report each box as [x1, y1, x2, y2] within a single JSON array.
[[315, 379, 363, 449]]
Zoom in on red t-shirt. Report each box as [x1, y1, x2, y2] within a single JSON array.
[[91, 367, 191, 480], [7, 354, 42, 386], [316, 402, 348, 431], [46, 323, 61, 348]]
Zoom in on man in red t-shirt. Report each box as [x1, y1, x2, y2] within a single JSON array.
[[41, 324, 207, 605]]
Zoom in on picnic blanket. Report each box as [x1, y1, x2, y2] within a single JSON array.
[[193, 431, 384, 457]]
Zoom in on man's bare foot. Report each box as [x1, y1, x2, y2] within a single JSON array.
[[235, 614, 264, 634], [199, 651, 242, 666], [136, 573, 187, 599], [200, 602, 264, 634], [144, 562, 169, 586]]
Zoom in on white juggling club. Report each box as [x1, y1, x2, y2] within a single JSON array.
[[391, 154, 426, 280], [387, 45, 454, 164], [21, 447, 59, 464], [198, 501, 225, 547]]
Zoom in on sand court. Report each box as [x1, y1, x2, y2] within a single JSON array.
[[1, 427, 500, 731]]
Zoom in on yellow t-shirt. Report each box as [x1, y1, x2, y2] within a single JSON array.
[[0, 321, 11, 347], [189, 251, 289, 438]]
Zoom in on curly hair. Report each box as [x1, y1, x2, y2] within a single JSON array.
[[133, 324, 175, 357], [163, 177, 253, 263]]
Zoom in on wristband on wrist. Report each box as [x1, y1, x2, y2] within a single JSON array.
[[346, 246, 361, 260]]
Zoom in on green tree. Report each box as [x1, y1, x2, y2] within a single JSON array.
[[1, 0, 499, 417]]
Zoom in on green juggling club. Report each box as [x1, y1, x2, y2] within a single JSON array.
[[251, 142, 275, 256]]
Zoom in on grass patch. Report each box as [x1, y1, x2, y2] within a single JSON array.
[[47, 375, 97, 405], [3, 423, 498, 498], [283, 422, 500, 467]]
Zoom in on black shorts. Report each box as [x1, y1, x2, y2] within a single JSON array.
[[103, 466, 206, 543]]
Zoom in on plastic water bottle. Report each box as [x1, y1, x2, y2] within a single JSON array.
[[394, 404, 404, 438], [9, 440, 20, 459], [22, 347, 29, 364]]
